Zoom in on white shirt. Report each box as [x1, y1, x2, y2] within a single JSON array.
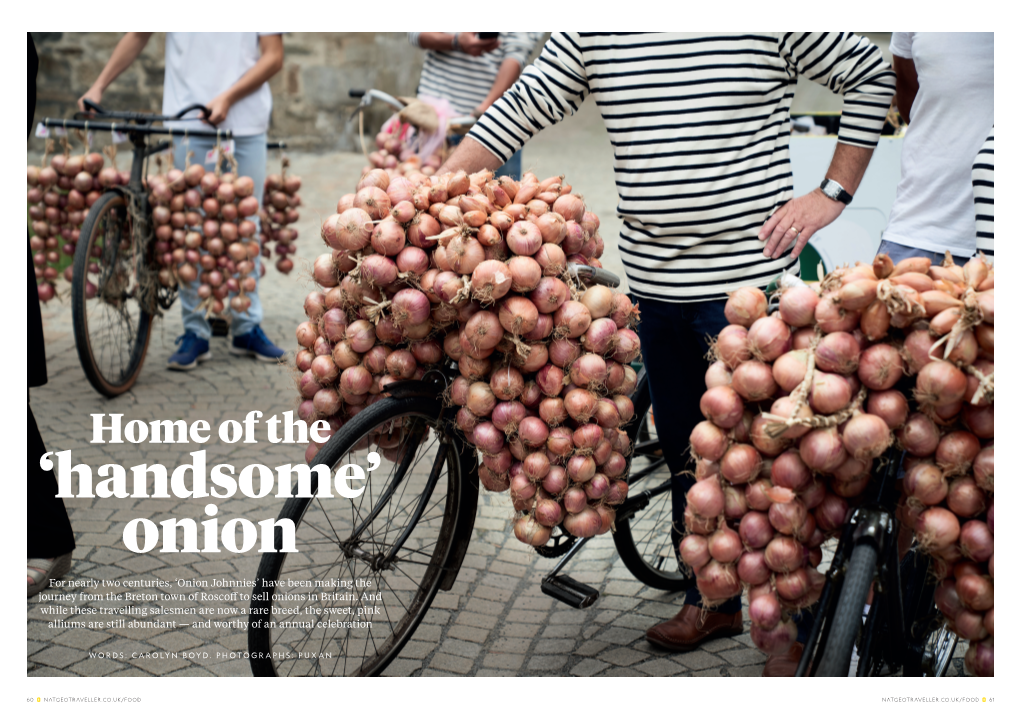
[[882, 33, 993, 258], [163, 32, 280, 137]]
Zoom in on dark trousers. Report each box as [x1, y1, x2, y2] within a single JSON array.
[[28, 404, 75, 558], [635, 296, 740, 613]]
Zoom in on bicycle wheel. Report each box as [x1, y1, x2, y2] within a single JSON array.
[[816, 542, 878, 676], [901, 549, 958, 677], [72, 191, 152, 397], [248, 396, 464, 677], [611, 370, 690, 591]]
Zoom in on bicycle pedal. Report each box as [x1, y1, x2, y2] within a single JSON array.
[[541, 574, 599, 609], [210, 317, 230, 337]]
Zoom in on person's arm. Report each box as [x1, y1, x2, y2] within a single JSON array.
[[441, 33, 589, 174], [893, 55, 919, 124], [474, 58, 523, 117], [204, 34, 284, 125], [760, 32, 896, 259], [412, 32, 499, 57], [473, 32, 537, 116], [77, 32, 153, 111]]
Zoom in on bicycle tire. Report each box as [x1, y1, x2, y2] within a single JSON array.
[[816, 542, 878, 677], [72, 191, 152, 397], [248, 396, 462, 677], [611, 369, 690, 591]]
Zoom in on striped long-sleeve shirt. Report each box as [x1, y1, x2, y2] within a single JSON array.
[[409, 33, 543, 116], [973, 129, 994, 257], [468, 33, 896, 302]]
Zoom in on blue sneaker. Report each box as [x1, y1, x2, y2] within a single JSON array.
[[167, 332, 211, 370], [231, 325, 286, 362]]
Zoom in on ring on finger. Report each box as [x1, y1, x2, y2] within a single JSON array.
[[790, 226, 799, 235]]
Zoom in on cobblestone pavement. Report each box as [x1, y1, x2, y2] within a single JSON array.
[[27, 102, 968, 677]]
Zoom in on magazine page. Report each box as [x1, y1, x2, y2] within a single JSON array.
[[20, 26, 1004, 715]]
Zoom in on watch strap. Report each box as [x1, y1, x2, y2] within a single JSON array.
[[821, 178, 853, 205]]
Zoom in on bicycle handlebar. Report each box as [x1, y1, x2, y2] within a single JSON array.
[[43, 116, 232, 139], [75, 102, 215, 126], [568, 263, 620, 289]]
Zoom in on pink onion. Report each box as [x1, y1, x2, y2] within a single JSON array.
[[699, 386, 744, 429], [915, 507, 960, 552], [708, 526, 742, 563], [695, 560, 741, 602], [747, 315, 791, 362], [687, 480, 724, 518], [731, 360, 777, 401], [680, 534, 711, 573], [553, 301, 592, 339], [530, 277, 570, 314], [724, 287, 768, 327], [779, 286, 819, 327], [809, 372, 852, 415], [841, 413, 891, 461], [715, 325, 751, 369], [799, 428, 847, 472]]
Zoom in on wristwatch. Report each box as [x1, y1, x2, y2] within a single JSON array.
[[451, 34, 460, 52], [820, 178, 853, 205]]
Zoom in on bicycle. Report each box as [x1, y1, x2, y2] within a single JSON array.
[[247, 264, 690, 677], [41, 103, 287, 398], [796, 446, 958, 677]]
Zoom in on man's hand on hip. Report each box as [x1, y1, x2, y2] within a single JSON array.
[[458, 33, 499, 56], [758, 188, 844, 260]]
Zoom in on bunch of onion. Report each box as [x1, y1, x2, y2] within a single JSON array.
[[148, 163, 200, 291], [901, 441, 993, 676], [369, 123, 443, 178], [259, 162, 302, 274], [691, 252, 995, 658], [306, 168, 627, 548], [28, 149, 108, 300]]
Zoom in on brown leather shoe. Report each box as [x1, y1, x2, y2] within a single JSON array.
[[646, 604, 743, 652], [762, 642, 805, 677]]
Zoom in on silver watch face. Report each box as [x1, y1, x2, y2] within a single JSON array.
[[821, 179, 841, 200]]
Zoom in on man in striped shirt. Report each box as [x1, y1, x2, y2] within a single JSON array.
[[409, 32, 542, 178], [972, 130, 993, 256], [438, 33, 894, 675]]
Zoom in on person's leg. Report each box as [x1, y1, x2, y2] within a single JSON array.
[[28, 404, 75, 556], [638, 297, 739, 611], [494, 149, 522, 180], [680, 298, 741, 611], [640, 297, 742, 650]]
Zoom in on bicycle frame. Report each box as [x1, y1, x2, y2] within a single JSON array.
[[797, 448, 916, 676]]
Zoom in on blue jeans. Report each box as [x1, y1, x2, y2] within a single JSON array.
[[448, 133, 522, 180], [877, 240, 969, 267], [172, 133, 267, 339], [635, 296, 741, 613]]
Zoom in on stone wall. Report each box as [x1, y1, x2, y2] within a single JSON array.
[[31, 32, 428, 153]]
